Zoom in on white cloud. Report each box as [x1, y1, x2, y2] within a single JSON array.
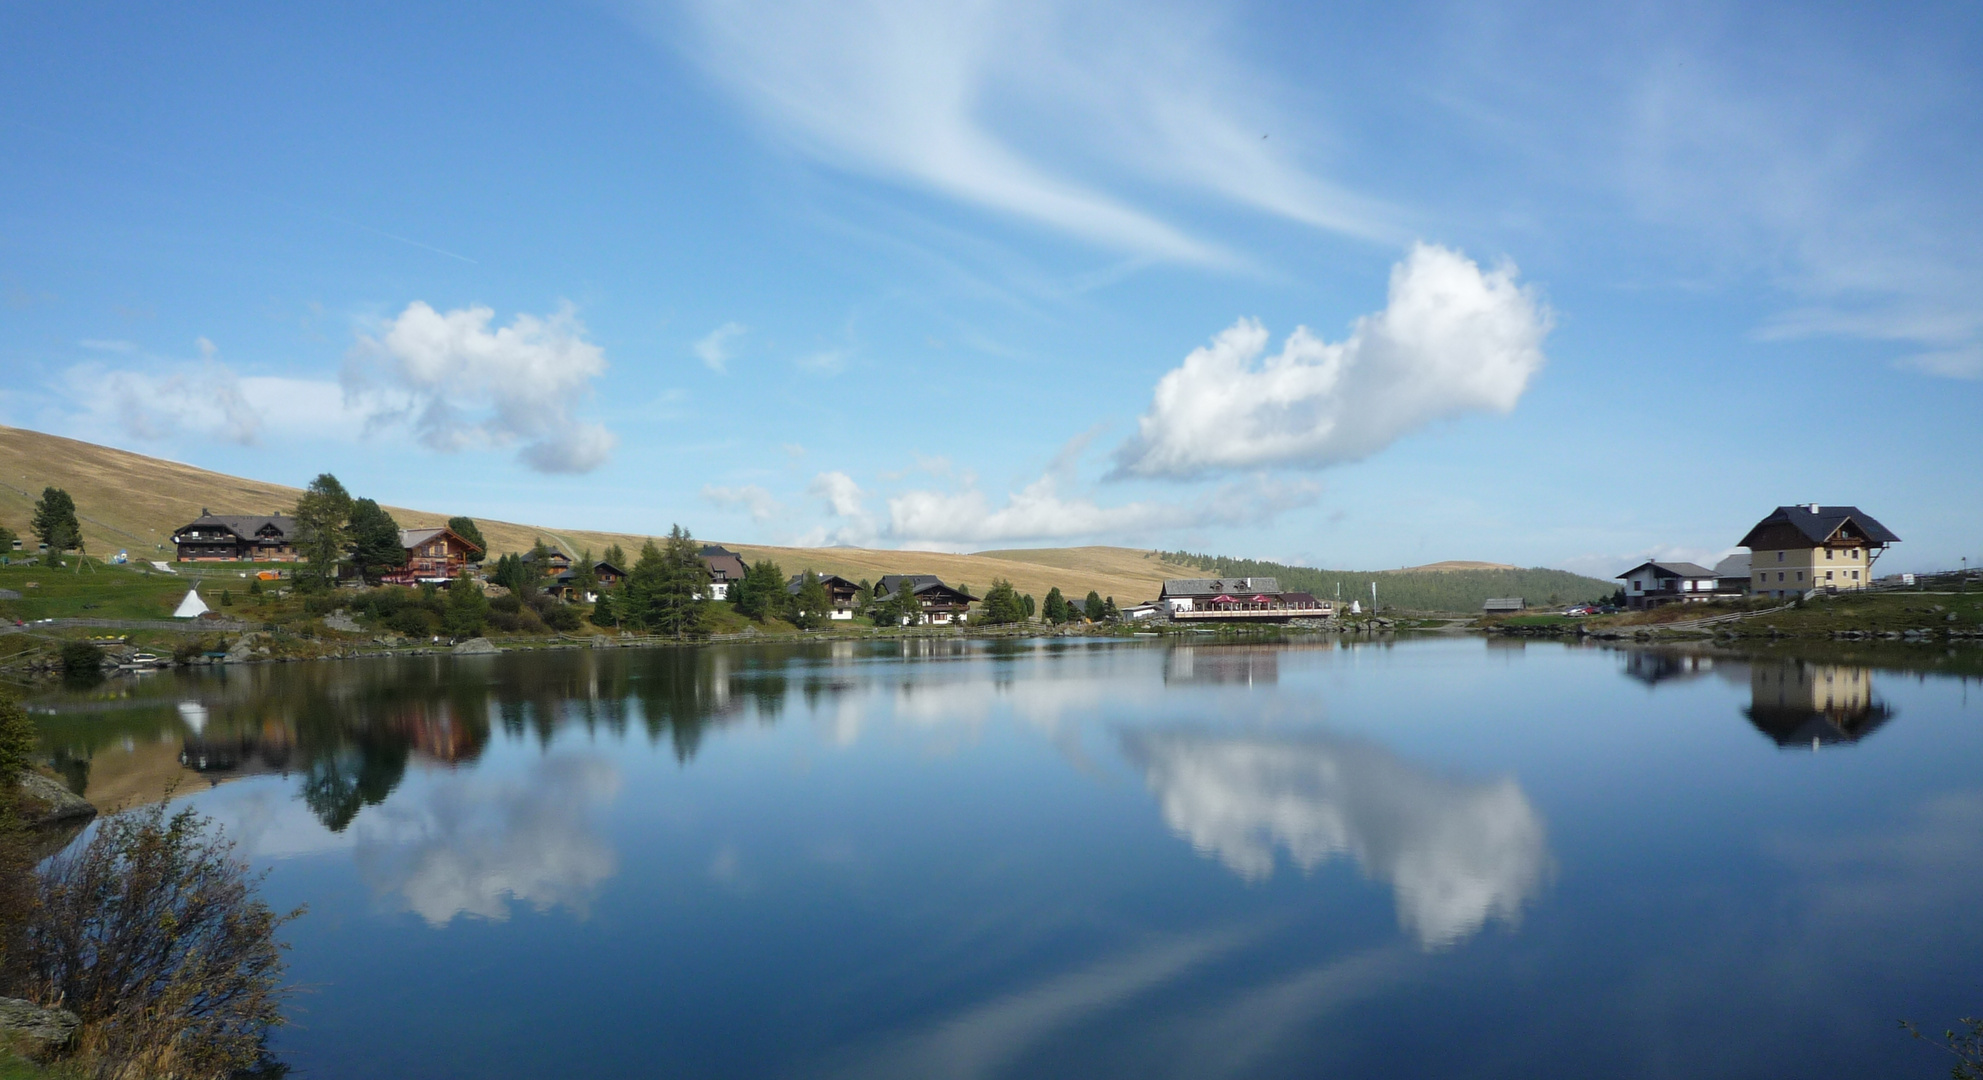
[[1122, 729, 1550, 949], [353, 755, 621, 926], [702, 483, 784, 523], [666, 0, 1393, 264], [887, 474, 1175, 546], [692, 321, 747, 374], [346, 301, 616, 473], [1113, 244, 1551, 479], [794, 470, 879, 546]]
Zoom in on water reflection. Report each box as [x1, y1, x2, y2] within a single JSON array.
[[1120, 730, 1550, 948], [1746, 661, 1891, 749], [352, 754, 621, 925], [1164, 647, 1279, 686]]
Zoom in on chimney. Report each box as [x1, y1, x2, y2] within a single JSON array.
[[1808, 503, 1821, 513]]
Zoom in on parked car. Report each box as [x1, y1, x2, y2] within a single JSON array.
[[1561, 605, 1598, 616]]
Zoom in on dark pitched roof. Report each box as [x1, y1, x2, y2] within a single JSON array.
[[1617, 560, 1717, 579], [699, 545, 741, 558], [175, 514, 296, 540], [1161, 577, 1281, 597], [1738, 506, 1899, 549], [519, 547, 569, 563], [876, 574, 978, 602], [593, 561, 626, 577], [786, 572, 859, 594]]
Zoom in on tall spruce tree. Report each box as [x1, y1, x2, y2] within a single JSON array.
[[1043, 587, 1068, 624], [651, 525, 709, 639], [978, 579, 1025, 625], [30, 487, 82, 558], [735, 558, 786, 621], [292, 473, 353, 585], [446, 516, 487, 559], [793, 570, 831, 629], [572, 549, 599, 598], [348, 499, 406, 583], [1083, 591, 1105, 621], [602, 543, 627, 571], [625, 539, 666, 631], [443, 570, 489, 637]]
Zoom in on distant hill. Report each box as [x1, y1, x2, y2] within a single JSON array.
[[0, 426, 1610, 611], [1157, 550, 1614, 612], [1398, 560, 1518, 572]]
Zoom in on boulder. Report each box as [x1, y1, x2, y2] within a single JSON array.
[[452, 637, 499, 655], [17, 772, 96, 827], [0, 997, 79, 1054]]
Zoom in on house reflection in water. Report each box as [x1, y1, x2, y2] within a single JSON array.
[[1163, 646, 1280, 686], [1621, 649, 1724, 687], [1745, 661, 1891, 750]]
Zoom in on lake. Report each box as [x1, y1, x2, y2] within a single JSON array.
[[25, 636, 1983, 1078]]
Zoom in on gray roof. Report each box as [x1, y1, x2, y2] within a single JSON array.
[[1161, 577, 1282, 597], [1619, 560, 1717, 579], [876, 574, 978, 601], [175, 514, 295, 541], [1713, 553, 1751, 577], [1738, 505, 1899, 548]]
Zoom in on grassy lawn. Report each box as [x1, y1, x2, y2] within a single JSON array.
[[1586, 591, 1983, 636], [0, 562, 198, 622], [1491, 614, 1583, 628]]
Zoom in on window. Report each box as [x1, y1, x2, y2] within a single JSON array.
[[1852, 570, 1859, 580], [1776, 551, 1785, 563], [1825, 570, 1833, 580], [1796, 571, 1803, 581], [1778, 572, 1785, 582], [1825, 548, 1834, 560]]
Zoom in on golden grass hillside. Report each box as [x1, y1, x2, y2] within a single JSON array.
[[0, 426, 1199, 602]]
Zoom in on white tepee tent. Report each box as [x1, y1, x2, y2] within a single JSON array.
[[173, 588, 209, 619]]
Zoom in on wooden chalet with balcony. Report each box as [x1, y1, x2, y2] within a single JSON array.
[[172, 511, 299, 562], [1158, 578, 1335, 622], [876, 575, 977, 625], [1615, 561, 1724, 610], [788, 573, 861, 620], [385, 527, 484, 585]]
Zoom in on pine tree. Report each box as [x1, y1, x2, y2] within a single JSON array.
[[572, 549, 599, 598], [1083, 591, 1105, 621], [888, 579, 923, 626], [444, 570, 489, 637], [348, 498, 406, 583], [794, 570, 831, 629], [292, 473, 353, 585], [30, 487, 82, 557], [854, 579, 874, 616], [1022, 594, 1036, 618], [735, 559, 786, 621], [977, 579, 1025, 625], [446, 516, 487, 559], [1043, 587, 1068, 624], [603, 543, 627, 571]]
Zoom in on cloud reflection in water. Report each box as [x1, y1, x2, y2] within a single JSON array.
[[352, 755, 621, 926], [1122, 730, 1549, 948]]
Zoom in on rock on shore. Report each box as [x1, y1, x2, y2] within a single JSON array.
[[0, 996, 81, 1054]]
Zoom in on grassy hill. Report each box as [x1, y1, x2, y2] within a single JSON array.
[[1156, 550, 1615, 612], [0, 426, 1607, 610]]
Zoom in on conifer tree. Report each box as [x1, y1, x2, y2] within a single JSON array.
[[444, 570, 489, 637], [292, 473, 353, 586], [348, 498, 406, 583], [1083, 591, 1105, 621], [446, 516, 487, 559], [30, 487, 82, 558], [1043, 587, 1068, 624], [794, 570, 832, 629]]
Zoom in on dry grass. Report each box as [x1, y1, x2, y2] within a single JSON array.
[[0, 426, 1201, 604]]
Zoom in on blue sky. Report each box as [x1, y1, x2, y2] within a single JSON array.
[[1, 1, 1978, 575]]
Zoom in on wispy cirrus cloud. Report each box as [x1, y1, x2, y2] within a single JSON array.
[[664, 0, 1395, 265], [692, 321, 746, 374]]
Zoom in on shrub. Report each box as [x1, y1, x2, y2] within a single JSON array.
[[58, 642, 102, 683], [18, 803, 299, 1079], [387, 607, 435, 637], [539, 603, 582, 633], [489, 594, 522, 615]]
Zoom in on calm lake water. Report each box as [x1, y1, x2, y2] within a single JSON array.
[[25, 636, 1983, 1078]]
